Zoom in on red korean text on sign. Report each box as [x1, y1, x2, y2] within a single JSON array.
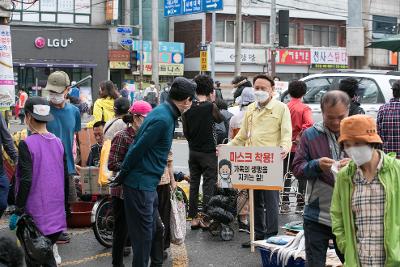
[[230, 152, 253, 163]]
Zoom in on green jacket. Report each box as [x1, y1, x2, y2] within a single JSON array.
[[331, 152, 400, 267]]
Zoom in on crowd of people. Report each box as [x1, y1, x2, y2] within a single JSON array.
[[1, 70, 400, 267]]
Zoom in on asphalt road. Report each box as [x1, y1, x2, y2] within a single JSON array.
[[1, 120, 303, 266]]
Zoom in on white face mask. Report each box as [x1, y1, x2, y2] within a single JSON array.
[[49, 92, 65, 105], [220, 173, 230, 180], [253, 90, 270, 104], [345, 145, 373, 167]]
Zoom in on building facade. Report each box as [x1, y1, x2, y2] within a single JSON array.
[[10, 0, 108, 102]]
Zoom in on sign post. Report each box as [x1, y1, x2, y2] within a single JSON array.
[[217, 146, 284, 252]]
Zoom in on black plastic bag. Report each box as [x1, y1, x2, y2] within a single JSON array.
[[208, 207, 234, 224], [16, 215, 53, 264]]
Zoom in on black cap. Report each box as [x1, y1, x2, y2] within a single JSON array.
[[169, 77, 196, 101], [114, 97, 130, 114], [24, 96, 54, 122]]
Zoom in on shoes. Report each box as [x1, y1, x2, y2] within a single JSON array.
[[123, 247, 131, 257], [280, 204, 290, 214], [53, 244, 62, 264], [241, 236, 264, 248], [56, 232, 70, 244], [198, 212, 210, 229], [295, 205, 304, 214], [238, 221, 250, 234], [190, 216, 201, 230]]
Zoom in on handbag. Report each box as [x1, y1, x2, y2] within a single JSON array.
[[170, 189, 186, 245], [16, 214, 53, 264]]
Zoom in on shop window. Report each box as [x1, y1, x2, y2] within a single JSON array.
[[226, 21, 235, 43], [216, 20, 225, 42], [242, 21, 254, 44], [12, 0, 92, 25], [289, 24, 297, 46], [304, 25, 338, 47], [41, 13, 56, 22], [373, 15, 397, 35], [260, 22, 270, 44], [23, 12, 39, 22]]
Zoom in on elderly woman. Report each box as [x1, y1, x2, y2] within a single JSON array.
[[331, 114, 400, 267]]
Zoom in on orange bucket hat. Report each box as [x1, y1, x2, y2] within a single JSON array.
[[338, 115, 382, 144]]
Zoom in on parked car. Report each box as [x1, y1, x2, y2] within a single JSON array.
[[281, 70, 400, 121]]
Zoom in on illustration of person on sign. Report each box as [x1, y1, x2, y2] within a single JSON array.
[[218, 159, 233, 188]]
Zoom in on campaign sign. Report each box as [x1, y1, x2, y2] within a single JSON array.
[[218, 146, 283, 190]]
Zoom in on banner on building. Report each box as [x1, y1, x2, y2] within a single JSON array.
[[106, 0, 119, 21], [215, 47, 267, 64], [310, 48, 348, 69], [0, 25, 15, 108], [109, 50, 131, 69], [275, 49, 311, 65], [217, 146, 283, 190], [132, 41, 185, 75], [200, 51, 208, 71], [389, 51, 398, 66]]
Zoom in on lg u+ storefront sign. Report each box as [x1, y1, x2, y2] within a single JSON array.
[[34, 37, 74, 49]]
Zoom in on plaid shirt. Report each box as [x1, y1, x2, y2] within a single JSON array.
[[377, 98, 400, 158], [352, 153, 385, 266], [108, 127, 136, 198]]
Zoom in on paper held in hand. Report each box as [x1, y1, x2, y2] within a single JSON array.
[[217, 146, 284, 190]]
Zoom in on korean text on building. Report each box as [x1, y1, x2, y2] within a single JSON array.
[[217, 146, 283, 190]]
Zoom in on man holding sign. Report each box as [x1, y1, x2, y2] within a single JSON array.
[[228, 74, 292, 248]]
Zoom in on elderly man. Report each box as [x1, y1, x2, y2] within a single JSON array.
[[229, 74, 292, 248], [292, 90, 349, 266]]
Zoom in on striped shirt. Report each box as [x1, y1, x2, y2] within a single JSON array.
[[352, 152, 385, 266], [377, 98, 400, 158]]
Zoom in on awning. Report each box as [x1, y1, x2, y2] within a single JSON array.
[[13, 59, 97, 68]]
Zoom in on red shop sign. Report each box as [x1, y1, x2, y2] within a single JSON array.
[[275, 49, 311, 65]]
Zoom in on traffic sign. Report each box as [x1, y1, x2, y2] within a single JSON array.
[[120, 38, 133, 46], [116, 27, 133, 34], [164, 0, 223, 17]]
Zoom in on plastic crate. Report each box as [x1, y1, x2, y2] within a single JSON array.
[[258, 247, 305, 267]]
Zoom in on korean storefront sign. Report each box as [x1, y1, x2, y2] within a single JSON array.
[[132, 41, 185, 76], [200, 51, 208, 71], [217, 146, 283, 190], [215, 47, 266, 64], [109, 50, 131, 69], [310, 48, 348, 69], [0, 25, 15, 108], [275, 49, 311, 65]]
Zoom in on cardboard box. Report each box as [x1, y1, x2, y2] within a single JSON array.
[[79, 167, 109, 195]]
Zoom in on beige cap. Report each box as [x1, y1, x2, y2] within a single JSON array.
[[44, 71, 70, 93]]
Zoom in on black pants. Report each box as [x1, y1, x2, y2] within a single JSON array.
[[282, 152, 306, 204], [303, 219, 345, 267], [188, 150, 217, 218], [25, 232, 61, 267], [157, 184, 171, 250], [254, 190, 279, 239], [112, 196, 130, 267], [124, 186, 164, 267]]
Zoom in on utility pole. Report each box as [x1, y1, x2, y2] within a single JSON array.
[[139, 0, 144, 90], [234, 0, 242, 76], [270, 0, 276, 77], [211, 12, 216, 80], [152, 0, 159, 85]]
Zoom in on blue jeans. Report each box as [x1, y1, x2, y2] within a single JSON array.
[[0, 169, 9, 218], [123, 185, 163, 267]]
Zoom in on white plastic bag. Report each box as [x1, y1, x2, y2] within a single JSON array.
[[170, 190, 186, 245]]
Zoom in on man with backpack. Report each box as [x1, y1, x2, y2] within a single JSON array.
[[144, 81, 159, 108]]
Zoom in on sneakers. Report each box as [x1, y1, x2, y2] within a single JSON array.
[[238, 221, 250, 234], [53, 244, 62, 265], [123, 247, 131, 257], [56, 232, 70, 244]]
